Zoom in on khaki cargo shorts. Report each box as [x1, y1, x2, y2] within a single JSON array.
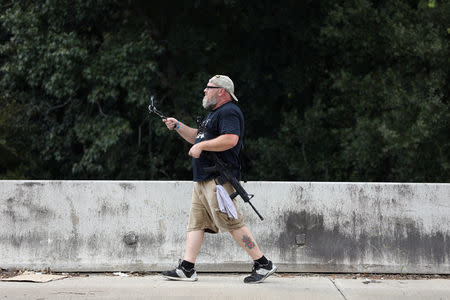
[[187, 179, 245, 233]]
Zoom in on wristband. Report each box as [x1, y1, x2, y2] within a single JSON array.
[[175, 121, 181, 131]]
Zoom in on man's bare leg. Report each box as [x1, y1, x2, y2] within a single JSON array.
[[162, 229, 204, 281], [183, 229, 205, 263], [229, 226, 263, 260], [230, 226, 277, 283]]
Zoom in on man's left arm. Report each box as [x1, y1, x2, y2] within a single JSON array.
[[188, 134, 238, 158]]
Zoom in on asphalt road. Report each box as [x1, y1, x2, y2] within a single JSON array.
[[1, 273, 450, 300]]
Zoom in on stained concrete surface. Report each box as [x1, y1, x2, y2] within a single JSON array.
[[1, 274, 450, 300], [1, 181, 449, 274], [333, 278, 450, 300]]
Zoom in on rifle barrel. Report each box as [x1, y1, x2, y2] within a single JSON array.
[[248, 201, 264, 221]]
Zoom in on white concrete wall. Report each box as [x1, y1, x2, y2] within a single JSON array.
[[0, 181, 449, 273]]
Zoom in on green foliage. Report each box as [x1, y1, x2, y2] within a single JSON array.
[[0, 0, 163, 179], [0, 0, 448, 182]]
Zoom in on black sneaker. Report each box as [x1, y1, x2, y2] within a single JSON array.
[[244, 260, 277, 284], [162, 260, 198, 282]]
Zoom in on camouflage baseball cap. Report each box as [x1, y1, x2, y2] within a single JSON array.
[[210, 75, 238, 102]]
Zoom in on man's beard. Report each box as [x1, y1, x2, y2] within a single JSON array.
[[202, 95, 218, 110]]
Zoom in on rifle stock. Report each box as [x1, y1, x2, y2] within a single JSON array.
[[204, 153, 264, 221]]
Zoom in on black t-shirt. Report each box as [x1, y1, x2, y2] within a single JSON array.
[[193, 102, 244, 182]]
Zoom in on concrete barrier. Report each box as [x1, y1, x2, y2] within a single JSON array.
[[0, 180, 449, 273]]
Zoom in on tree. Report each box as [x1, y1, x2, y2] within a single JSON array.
[[0, 0, 163, 179], [1, 0, 448, 182]]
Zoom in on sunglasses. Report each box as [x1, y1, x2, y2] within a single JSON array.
[[205, 86, 222, 89]]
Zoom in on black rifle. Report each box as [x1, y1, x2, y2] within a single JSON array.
[[204, 153, 264, 221]]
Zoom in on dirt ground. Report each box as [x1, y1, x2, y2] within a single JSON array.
[[1, 268, 449, 280], [273, 272, 450, 280]]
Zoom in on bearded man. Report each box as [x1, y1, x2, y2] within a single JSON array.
[[161, 75, 277, 284]]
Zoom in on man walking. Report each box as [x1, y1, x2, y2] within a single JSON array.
[[161, 75, 277, 284]]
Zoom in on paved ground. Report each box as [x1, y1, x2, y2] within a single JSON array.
[[1, 273, 450, 300]]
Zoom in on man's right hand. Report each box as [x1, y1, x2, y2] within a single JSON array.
[[162, 118, 198, 144], [163, 118, 178, 130]]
